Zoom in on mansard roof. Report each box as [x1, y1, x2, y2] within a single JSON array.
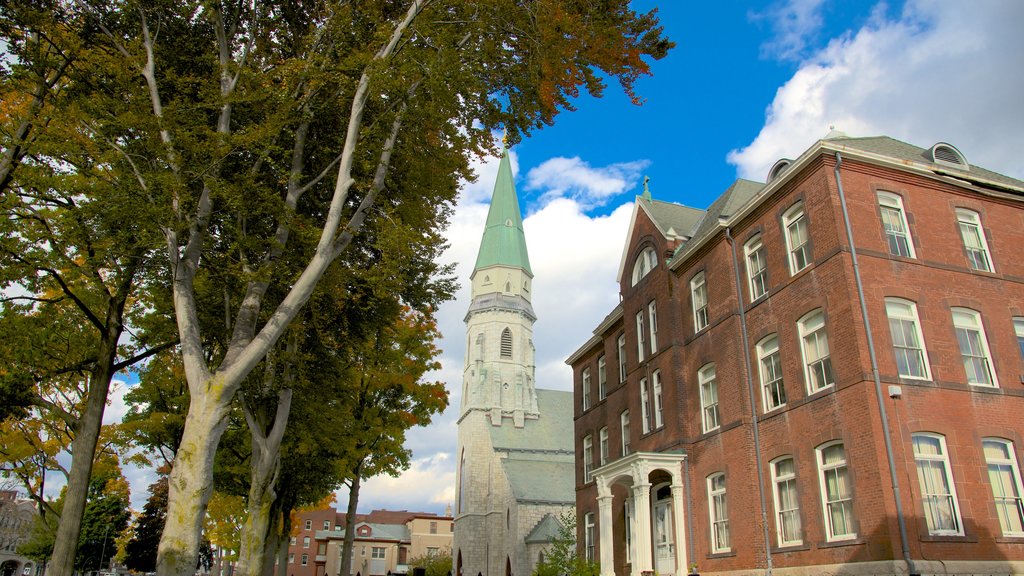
[[474, 147, 533, 276]]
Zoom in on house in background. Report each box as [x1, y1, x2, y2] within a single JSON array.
[[0, 491, 36, 576], [568, 133, 1024, 576]]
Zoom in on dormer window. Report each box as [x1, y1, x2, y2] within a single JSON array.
[[631, 247, 658, 286], [767, 159, 792, 183], [928, 142, 969, 170]]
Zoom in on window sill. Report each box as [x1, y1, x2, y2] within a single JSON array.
[[705, 550, 735, 559], [919, 532, 977, 543], [771, 542, 810, 553], [995, 535, 1024, 543], [816, 536, 865, 549]]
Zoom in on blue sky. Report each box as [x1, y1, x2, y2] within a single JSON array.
[[98, 0, 1024, 514]]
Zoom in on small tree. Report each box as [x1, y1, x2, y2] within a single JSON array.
[[532, 512, 599, 576], [408, 551, 452, 576]]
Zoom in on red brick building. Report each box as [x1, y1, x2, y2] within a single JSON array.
[[567, 134, 1024, 576], [280, 508, 452, 576]]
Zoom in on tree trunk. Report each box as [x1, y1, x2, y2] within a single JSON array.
[[339, 469, 362, 576], [259, 499, 284, 576], [156, 382, 233, 576]]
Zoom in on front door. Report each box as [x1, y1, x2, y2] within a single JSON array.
[[653, 500, 675, 575]]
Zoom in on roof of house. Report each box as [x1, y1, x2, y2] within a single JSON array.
[[641, 197, 705, 238]]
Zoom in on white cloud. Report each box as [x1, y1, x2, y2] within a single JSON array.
[[730, 0, 1024, 181], [753, 0, 827, 61], [525, 157, 649, 208]]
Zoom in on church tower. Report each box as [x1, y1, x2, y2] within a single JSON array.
[[454, 147, 574, 576], [461, 145, 539, 424]]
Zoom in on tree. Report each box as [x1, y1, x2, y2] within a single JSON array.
[[532, 512, 599, 576], [3, 3, 672, 575], [125, 473, 170, 573], [409, 551, 453, 576]]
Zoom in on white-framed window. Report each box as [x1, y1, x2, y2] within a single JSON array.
[[640, 377, 651, 434], [649, 300, 659, 354], [584, 512, 596, 561], [620, 410, 631, 456], [691, 272, 709, 332], [636, 311, 646, 362], [323, 520, 331, 530], [500, 327, 513, 358], [582, 367, 592, 410], [983, 438, 1024, 536], [427, 547, 439, 557], [290, 536, 297, 545], [783, 203, 811, 274], [303, 536, 310, 548], [1015, 318, 1024, 358], [599, 427, 609, 466], [951, 308, 997, 387], [816, 442, 855, 541], [652, 370, 664, 429], [758, 334, 786, 412], [632, 246, 658, 286], [583, 435, 594, 483], [289, 553, 294, 564], [799, 309, 835, 394], [956, 208, 994, 272], [708, 473, 730, 553], [699, 363, 719, 433], [598, 354, 607, 400], [913, 433, 963, 535], [745, 234, 768, 300], [877, 192, 915, 258], [885, 298, 931, 380], [372, 547, 386, 559], [618, 334, 627, 383], [771, 457, 802, 546], [304, 519, 312, 530], [301, 554, 308, 566]]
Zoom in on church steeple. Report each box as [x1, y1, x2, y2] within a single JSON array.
[[473, 147, 533, 277]]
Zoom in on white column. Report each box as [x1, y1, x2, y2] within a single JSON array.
[[598, 493, 615, 576], [671, 483, 688, 576], [632, 483, 653, 576]]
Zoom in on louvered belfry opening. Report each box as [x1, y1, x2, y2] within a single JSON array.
[[500, 327, 513, 358]]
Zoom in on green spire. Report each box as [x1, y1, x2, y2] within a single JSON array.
[[474, 147, 533, 276]]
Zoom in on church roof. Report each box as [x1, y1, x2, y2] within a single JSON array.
[[474, 147, 533, 276], [502, 459, 576, 505], [489, 389, 574, 452], [525, 513, 564, 544]]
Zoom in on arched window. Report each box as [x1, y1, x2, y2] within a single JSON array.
[[631, 247, 658, 286], [500, 328, 513, 359]]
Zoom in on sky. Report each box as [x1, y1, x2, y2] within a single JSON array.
[[90, 0, 1024, 514]]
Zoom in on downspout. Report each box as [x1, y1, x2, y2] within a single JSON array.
[[833, 152, 917, 575], [722, 225, 773, 576]]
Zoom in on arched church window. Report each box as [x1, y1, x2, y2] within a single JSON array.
[[505, 281, 512, 293], [501, 328, 513, 358], [458, 450, 468, 514], [632, 246, 658, 286]]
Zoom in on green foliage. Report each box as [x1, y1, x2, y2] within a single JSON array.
[[409, 551, 453, 576], [18, 508, 58, 562], [124, 474, 169, 572], [532, 512, 600, 576]]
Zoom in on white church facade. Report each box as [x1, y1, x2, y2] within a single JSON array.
[[453, 147, 575, 576]]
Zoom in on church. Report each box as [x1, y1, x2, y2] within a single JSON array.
[[453, 146, 575, 576]]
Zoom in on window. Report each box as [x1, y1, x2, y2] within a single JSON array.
[[584, 513, 596, 562], [771, 457, 802, 546], [500, 327, 513, 358], [758, 335, 786, 411], [708, 473, 730, 553], [636, 311, 646, 362], [427, 547, 439, 557], [289, 554, 294, 564], [745, 234, 768, 300], [582, 367, 592, 410], [1015, 318, 1024, 358], [303, 537, 310, 548], [304, 520, 312, 530], [956, 208, 993, 272], [598, 355, 607, 400], [599, 427, 609, 466], [877, 192, 915, 258], [318, 542, 326, 555], [372, 547, 386, 559], [640, 377, 651, 434], [624, 499, 633, 563], [323, 520, 330, 530], [699, 364, 719, 433], [430, 521, 438, 534], [952, 308, 997, 387], [983, 438, 1024, 536], [652, 370, 664, 429], [913, 433, 962, 535], [799, 309, 835, 394], [886, 298, 931, 380], [632, 246, 658, 286], [648, 301, 659, 354], [290, 537, 297, 545], [583, 435, 594, 482], [816, 442, 855, 541], [301, 554, 308, 566], [783, 203, 811, 274], [620, 410, 631, 456], [617, 334, 627, 382], [691, 272, 709, 332]]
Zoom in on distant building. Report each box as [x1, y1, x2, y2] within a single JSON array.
[[568, 134, 1024, 576], [453, 146, 575, 576], [0, 490, 36, 576], [282, 508, 452, 576]]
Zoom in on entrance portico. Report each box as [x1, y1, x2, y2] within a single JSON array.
[[592, 452, 688, 576]]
